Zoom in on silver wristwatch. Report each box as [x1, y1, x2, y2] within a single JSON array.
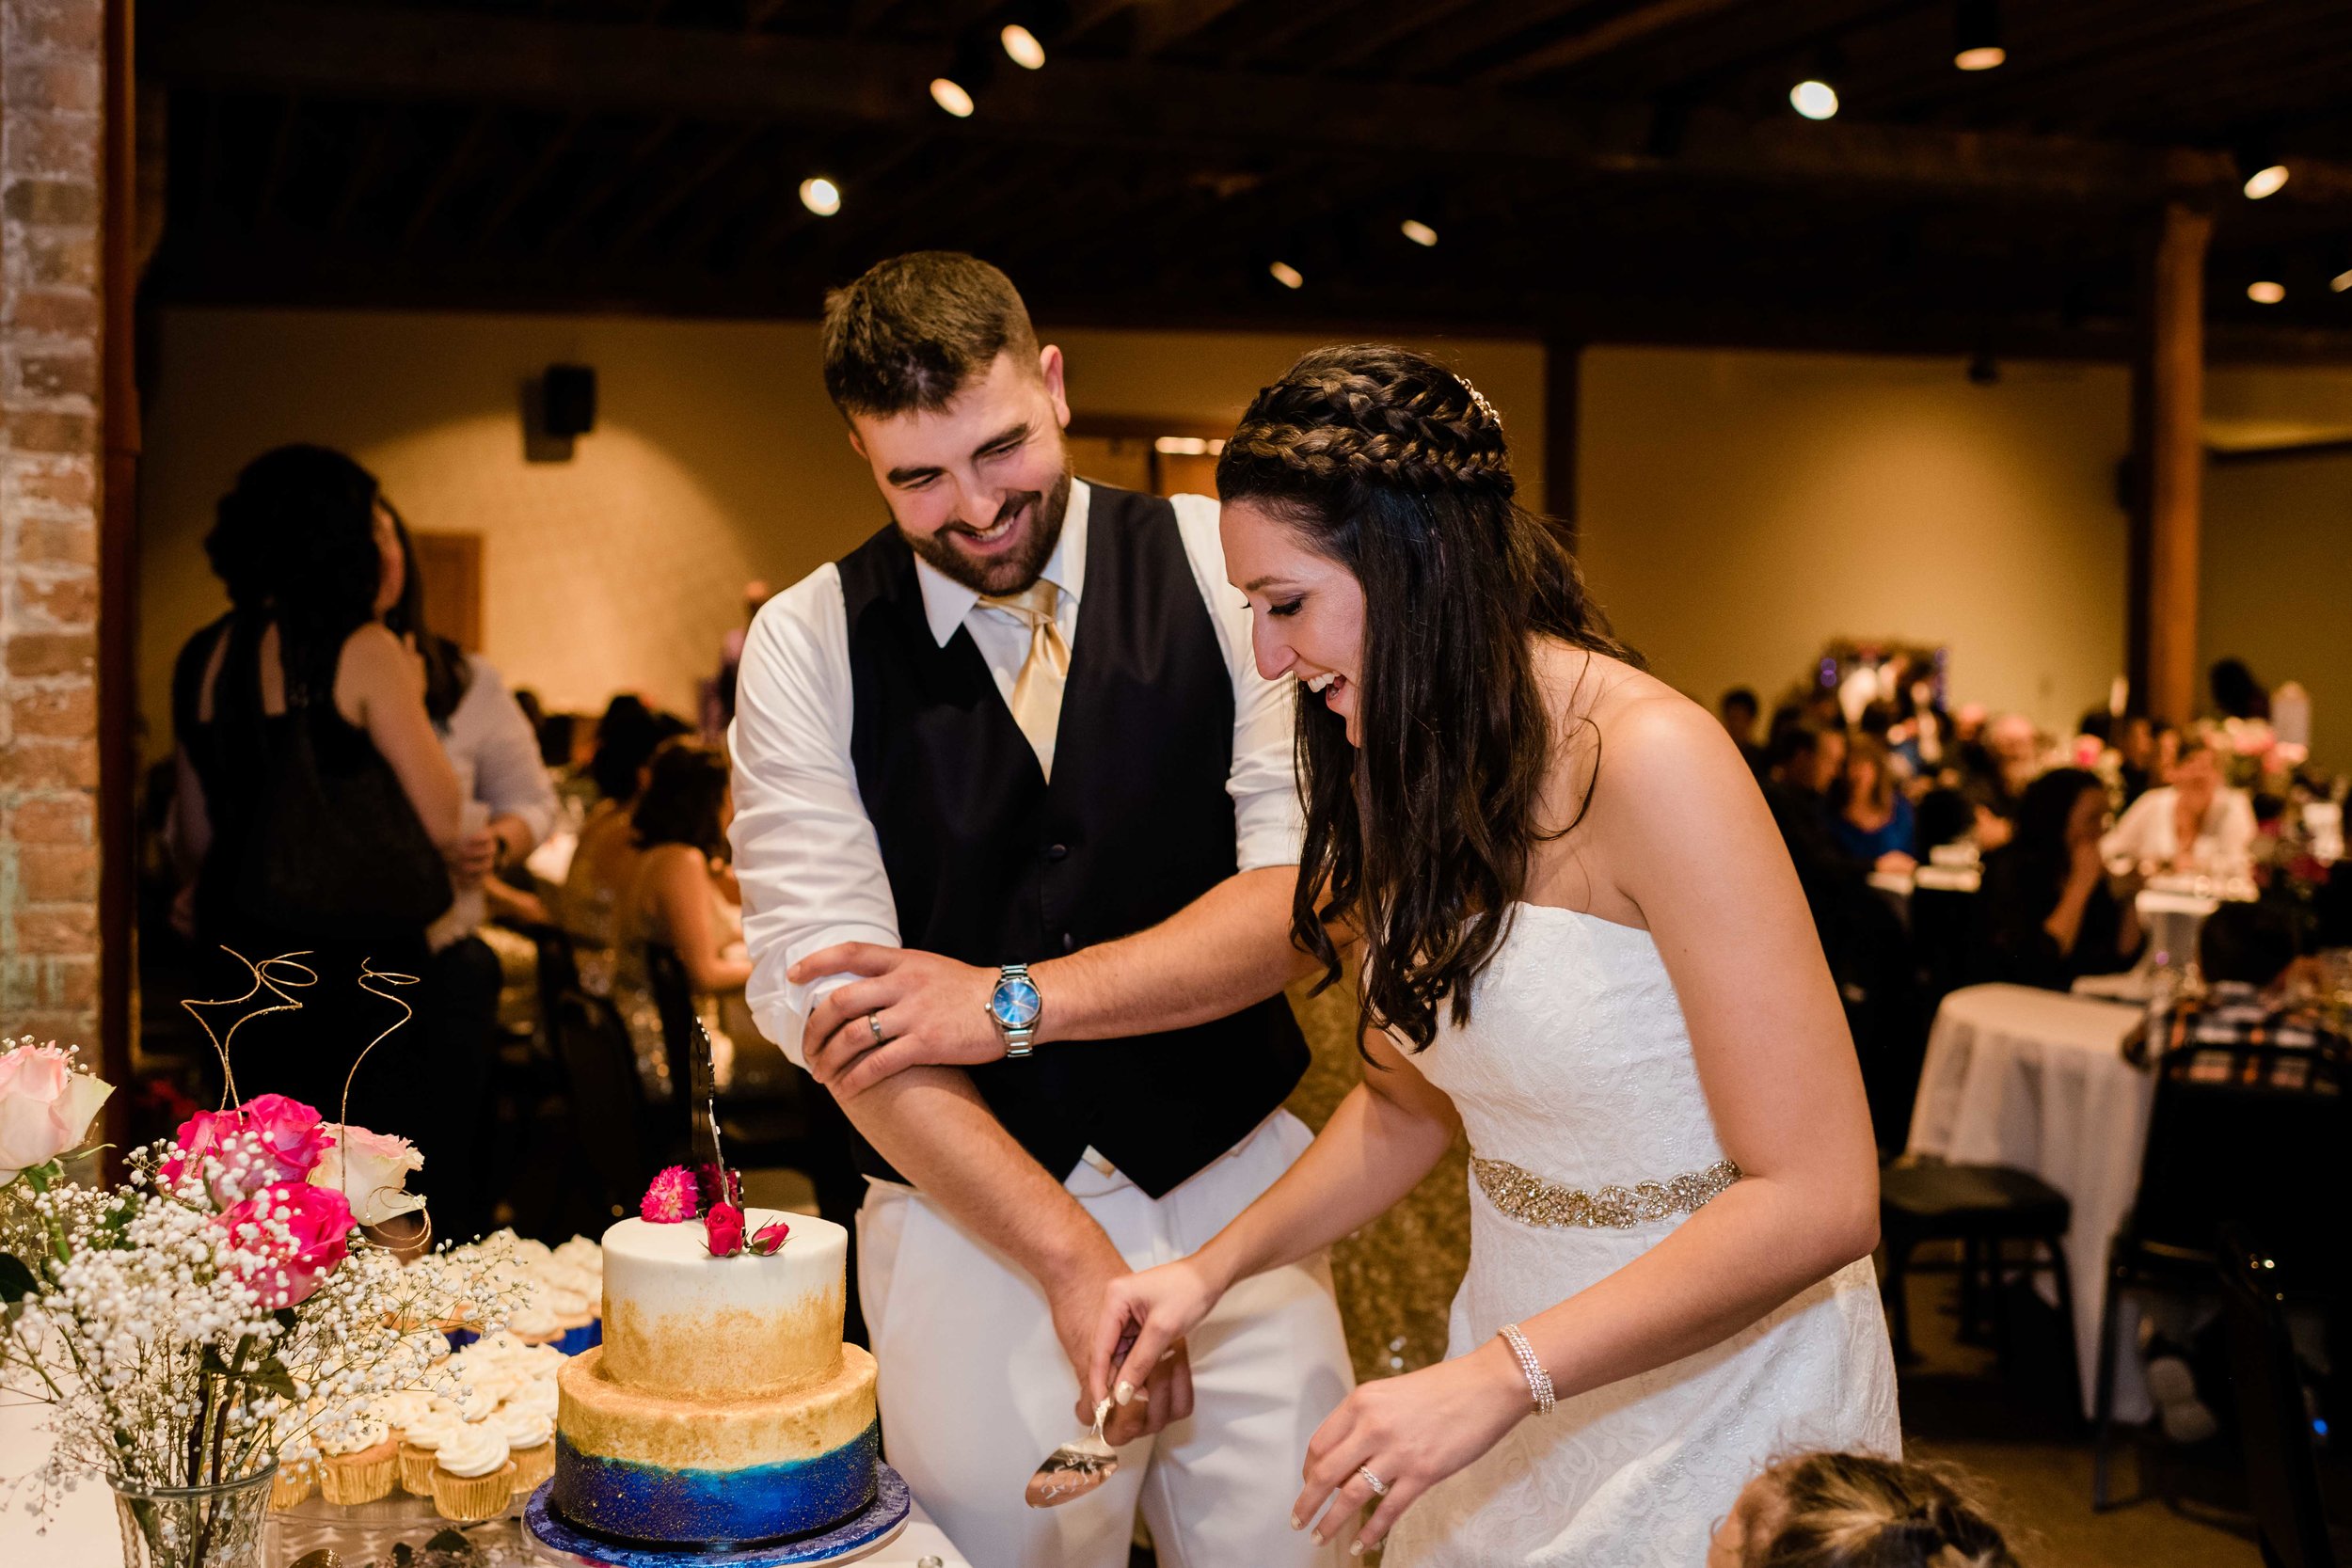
[[984, 962, 1043, 1059]]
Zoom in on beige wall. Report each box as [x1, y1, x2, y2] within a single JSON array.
[[137, 308, 1543, 749], [1577, 347, 2134, 735], [2200, 400, 2352, 774]]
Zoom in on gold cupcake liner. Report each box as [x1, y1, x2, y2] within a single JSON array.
[[270, 1461, 317, 1511], [432, 1459, 517, 1523], [398, 1442, 441, 1497], [508, 1440, 554, 1497], [319, 1441, 399, 1506]]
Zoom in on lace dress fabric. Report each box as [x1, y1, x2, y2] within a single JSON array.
[[1381, 904, 1900, 1567]]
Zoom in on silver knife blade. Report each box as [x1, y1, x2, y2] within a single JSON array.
[[690, 1020, 727, 1180]]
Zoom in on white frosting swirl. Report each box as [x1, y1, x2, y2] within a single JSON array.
[[433, 1420, 511, 1480], [318, 1412, 389, 1456], [507, 1378, 560, 1419], [505, 1297, 564, 1338], [398, 1404, 468, 1450], [492, 1402, 553, 1450], [453, 1381, 502, 1423], [552, 1236, 602, 1274], [373, 1390, 438, 1432], [537, 1276, 596, 1318]]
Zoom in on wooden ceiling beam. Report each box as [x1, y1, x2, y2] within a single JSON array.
[[149, 1, 2352, 210]]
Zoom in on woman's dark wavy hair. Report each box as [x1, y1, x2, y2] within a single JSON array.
[[380, 512, 471, 724], [2009, 767, 2102, 897], [631, 739, 731, 860], [204, 444, 387, 661], [1215, 344, 1636, 1053]]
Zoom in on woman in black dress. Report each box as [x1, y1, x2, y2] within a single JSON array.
[[1968, 767, 2143, 990]]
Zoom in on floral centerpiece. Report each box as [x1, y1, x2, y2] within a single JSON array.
[[0, 1035, 513, 1568]]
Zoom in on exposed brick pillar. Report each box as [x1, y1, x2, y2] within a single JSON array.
[[1, 0, 104, 1044]]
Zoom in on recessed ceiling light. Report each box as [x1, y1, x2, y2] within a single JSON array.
[[798, 177, 841, 216], [1400, 218, 1438, 247], [2331, 266, 2352, 293], [1954, 0, 2004, 71], [1790, 80, 1839, 120], [1954, 45, 2005, 71], [1269, 261, 1304, 290], [930, 77, 976, 118], [1000, 24, 1045, 70], [2243, 164, 2288, 200], [2248, 279, 2286, 305]]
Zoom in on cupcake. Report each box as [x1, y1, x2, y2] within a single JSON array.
[[535, 1275, 599, 1354], [318, 1413, 399, 1505], [270, 1457, 318, 1510], [396, 1402, 467, 1497], [503, 1291, 566, 1349], [429, 1421, 516, 1523], [373, 1388, 438, 1446], [551, 1235, 602, 1277], [493, 1401, 556, 1497]]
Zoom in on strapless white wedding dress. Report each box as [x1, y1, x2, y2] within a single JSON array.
[[1380, 904, 1899, 1567]]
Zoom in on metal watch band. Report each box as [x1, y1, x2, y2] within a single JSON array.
[[997, 962, 1037, 1059]]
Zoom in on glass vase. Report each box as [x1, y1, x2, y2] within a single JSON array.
[[108, 1462, 278, 1568]]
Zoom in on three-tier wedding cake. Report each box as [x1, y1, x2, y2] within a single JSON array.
[[551, 1212, 879, 1544]]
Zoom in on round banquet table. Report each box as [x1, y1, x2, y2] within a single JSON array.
[[0, 1401, 971, 1568], [1903, 982, 2156, 1420]]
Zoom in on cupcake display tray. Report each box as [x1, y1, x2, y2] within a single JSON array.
[[524, 1465, 913, 1567], [272, 1484, 537, 1566]]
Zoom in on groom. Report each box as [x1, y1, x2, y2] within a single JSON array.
[[729, 252, 1352, 1568]]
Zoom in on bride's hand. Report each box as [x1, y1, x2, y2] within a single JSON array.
[[1090, 1257, 1226, 1411], [1294, 1339, 1530, 1556]]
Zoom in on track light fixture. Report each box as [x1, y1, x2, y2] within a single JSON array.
[[932, 37, 994, 118], [1401, 218, 1438, 247], [1790, 79, 1838, 119], [1269, 261, 1304, 290], [2332, 262, 2352, 294], [930, 76, 977, 118], [2236, 139, 2288, 199], [2247, 279, 2285, 304], [798, 177, 841, 216], [1954, 0, 2005, 71]]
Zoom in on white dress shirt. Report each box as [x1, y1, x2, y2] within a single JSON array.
[[2101, 784, 2258, 874], [428, 652, 561, 947], [730, 481, 1303, 1067]]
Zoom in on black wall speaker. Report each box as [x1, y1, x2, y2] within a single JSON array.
[[543, 364, 596, 437]]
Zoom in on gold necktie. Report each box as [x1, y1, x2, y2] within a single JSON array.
[[978, 579, 1071, 779]]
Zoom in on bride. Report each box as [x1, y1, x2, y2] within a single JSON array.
[[1091, 345, 1898, 1564]]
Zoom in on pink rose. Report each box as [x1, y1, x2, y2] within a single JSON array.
[[705, 1201, 744, 1258], [0, 1042, 113, 1186], [642, 1164, 698, 1225], [748, 1220, 790, 1258], [215, 1181, 354, 1308], [164, 1096, 335, 1206]]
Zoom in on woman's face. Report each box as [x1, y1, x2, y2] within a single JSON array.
[[373, 503, 405, 618], [1221, 499, 1369, 745], [1844, 752, 1880, 804], [2066, 784, 2109, 847]]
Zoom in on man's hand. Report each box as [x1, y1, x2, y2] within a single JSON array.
[[1042, 1243, 1194, 1448], [448, 827, 500, 887], [790, 943, 1006, 1094]]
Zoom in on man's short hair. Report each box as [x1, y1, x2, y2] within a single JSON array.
[[820, 252, 1041, 419]]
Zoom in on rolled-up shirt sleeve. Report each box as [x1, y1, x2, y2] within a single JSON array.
[[1170, 493, 1304, 873], [728, 565, 900, 1069], [461, 657, 560, 849]]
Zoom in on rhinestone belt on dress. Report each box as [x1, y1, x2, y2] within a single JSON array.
[[1470, 1154, 1742, 1228]]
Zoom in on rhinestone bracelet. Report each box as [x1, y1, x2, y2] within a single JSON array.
[[1497, 1323, 1554, 1416]]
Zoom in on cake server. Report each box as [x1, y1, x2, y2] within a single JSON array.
[[1025, 1396, 1119, 1508]]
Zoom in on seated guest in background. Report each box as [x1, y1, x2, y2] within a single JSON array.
[[1830, 734, 1916, 873], [169, 446, 463, 1126], [1957, 711, 2039, 848], [1970, 768, 2142, 990], [2114, 712, 2159, 802], [612, 739, 752, 1098], [1769, 715, 1845, 801], [388, 515, 561, 1241], [1913, 787, 1974, 859], [2101, 734, 2257, 878], [2210, 656, 2269, 721], [1719, 686, 1764, 770], [1708, 1452, 2019, 1568], [556, 694, 687, 980]]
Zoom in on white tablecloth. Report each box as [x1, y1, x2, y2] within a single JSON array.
[[1904, 983, 2155, 1419], [0, 1402, 969, 1567]]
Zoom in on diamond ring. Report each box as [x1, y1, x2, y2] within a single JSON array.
[[1357, 1465, 1389, 1497]]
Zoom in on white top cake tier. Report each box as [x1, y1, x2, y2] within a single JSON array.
[[597, 1212, 847, 1400]]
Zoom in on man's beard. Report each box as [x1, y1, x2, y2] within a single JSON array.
[[902, 467, 1073, 596]]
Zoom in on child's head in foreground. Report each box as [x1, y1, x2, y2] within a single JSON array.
[[1708, 1451, 2022, 1568]]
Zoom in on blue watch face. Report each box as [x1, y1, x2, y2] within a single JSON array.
[[991, 975, 1042, 1030]]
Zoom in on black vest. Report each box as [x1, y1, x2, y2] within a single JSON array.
[[836, 484, 1309, 1198]]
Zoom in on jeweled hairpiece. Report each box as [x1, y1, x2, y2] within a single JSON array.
[[1459, 374, 1502, 429]]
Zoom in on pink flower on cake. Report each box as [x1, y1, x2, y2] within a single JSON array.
[[641, 1164, 698, 1224], [215, 1180, 354, 1307], [705, 1201, 745, 1258], [310, 1123, 425, 1226], [747, 1219, 790, 1257], [0, 1040, 113, 1185]]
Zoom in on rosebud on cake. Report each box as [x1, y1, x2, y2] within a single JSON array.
[[552, 1212, 878, 1544]]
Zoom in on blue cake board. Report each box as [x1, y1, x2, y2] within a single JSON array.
[[525, 1465, 911, 1567]]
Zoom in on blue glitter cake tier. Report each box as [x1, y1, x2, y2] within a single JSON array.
[[550, 1421, 880, 1546]]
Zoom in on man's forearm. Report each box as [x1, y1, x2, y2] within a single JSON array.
[[831, 1062, 1115, 1281], [1030, 866, 1317, 1044]]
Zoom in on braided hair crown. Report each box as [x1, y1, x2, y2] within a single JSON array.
[[1218, 344, 1513, 502]]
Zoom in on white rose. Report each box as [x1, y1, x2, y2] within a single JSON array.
[[0, 1041, 112, 1184], [308, 1123, 425, 1226]]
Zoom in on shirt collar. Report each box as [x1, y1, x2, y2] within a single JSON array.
[[913, 478, 1091, 648]]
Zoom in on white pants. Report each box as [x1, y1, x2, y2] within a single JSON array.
[[858, 1111, 1355, 1568]]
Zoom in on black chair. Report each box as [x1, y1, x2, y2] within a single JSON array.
[[547, 988, 658, 1226], [1878, 1158, 2078, 1387], [526, 923, 583, 1055], [2219, 1228, 2341, 1568], [2092, 1038, 2348, 1509], [644, 942, 807, 1158]]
